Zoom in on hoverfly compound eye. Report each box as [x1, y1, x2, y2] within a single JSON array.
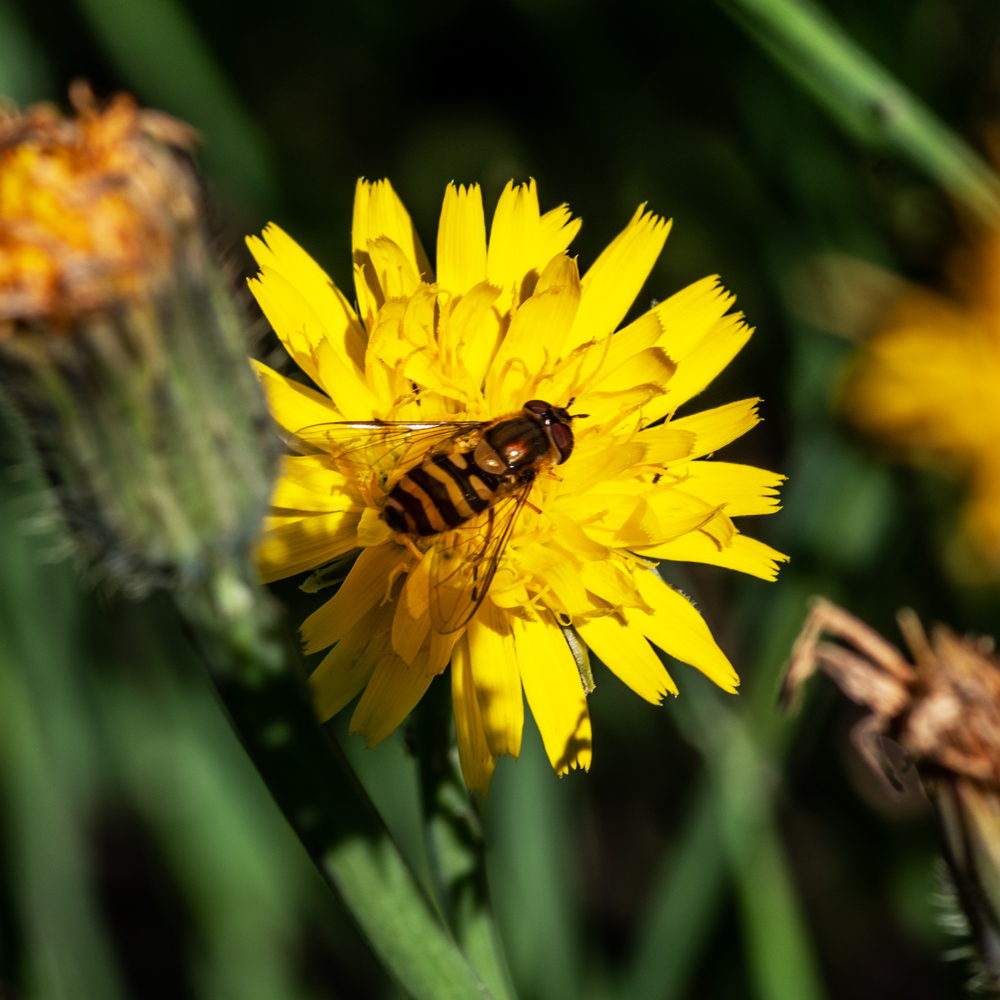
[[549, 422, 574, 463], [523, 399, 550, 417]]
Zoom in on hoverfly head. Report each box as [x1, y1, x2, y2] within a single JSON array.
[[523, 400, 577, 464]]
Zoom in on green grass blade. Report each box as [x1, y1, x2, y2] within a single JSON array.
[[95, 607, 314, 1000], [674, 681, 826, 1000], [717, 0, 1000, 223], [0, 0, 53, 104], [486, 715, 580, 1000], [71, 0, 273, 214], [625, 780, 726, 1000], [0, 414, 124, 1000], [177, 565, 496, 1000]]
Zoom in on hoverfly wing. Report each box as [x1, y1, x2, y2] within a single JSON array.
[[288, 419, 487, 482], [428, 481, 535, 634]]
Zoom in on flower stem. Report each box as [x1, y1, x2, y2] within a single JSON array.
[[411, 675, 516, 1000], [717, 0, 1000, 223], [175, 562, 494, 1000]]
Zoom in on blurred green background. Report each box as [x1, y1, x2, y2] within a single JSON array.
[[1, 0, 998, 997]]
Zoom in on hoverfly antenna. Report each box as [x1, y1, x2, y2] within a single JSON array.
[[569, 412, 590, 420], [565, 396, 576, 408]]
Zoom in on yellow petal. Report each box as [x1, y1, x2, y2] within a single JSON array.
[[627, 569, 739, 692], [271, 456, 361, 514], [487, 179, 542, 301], [350, 648, 435, 747], [537, 203, 582, 267], [655, 275, 737, 360], [405, 547, 433, 620], [392, 574, 431, 665], [575, 614, 677, 704], [557, 440, 646, 495], [309, 600, 394, 721], [257, 511, 360, 583], [649, 314, 752, 420], [352, 178, 433, 282], [467, 601, 523, 759], [486, 180, 579, 312], [603, 310, 668, 372], [447, 280, 503, 386], [366, 236, 422, 301], [594, 346, 676, 393], [670, 461, 785, 516], [248, 270, 324, 389], [515, 543, 590, 615], [571, 384, 667, 431], [667, 399, 761, 461], [580, 557, 653, 613], [301, 542, 410, 654], [250, 267, 379, 417], [357, 506, 395, 547], [621, 491, 721, 547], [514, 613, 592, 775], [247, 224, 367, 369], [637, 530, 789, 581], [251, 359, 341, 433], [487, 253, 581, 412], [452, 633, 496, 796], [565, 206, 672, 352], [437, 183, 488, 296], [638, 426, 695, 465]]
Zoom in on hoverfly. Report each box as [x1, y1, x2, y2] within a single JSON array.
[[290, 399, 585, 633]]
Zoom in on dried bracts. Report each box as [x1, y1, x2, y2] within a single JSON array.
[[784, 598, 1000, 990]]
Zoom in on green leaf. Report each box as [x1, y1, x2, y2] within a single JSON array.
[[718, 0, 1000, 223], [72, 0, 274, 215]]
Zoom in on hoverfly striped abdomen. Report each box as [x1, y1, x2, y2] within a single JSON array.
[[381, 399, 579, 538], [384, 451, 503, 535]]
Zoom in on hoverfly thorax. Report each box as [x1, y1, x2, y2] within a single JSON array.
[[312, 399, 581, 631], [472, 399, 575, 474]]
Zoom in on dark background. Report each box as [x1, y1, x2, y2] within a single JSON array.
[[1, 0, 999, 997]]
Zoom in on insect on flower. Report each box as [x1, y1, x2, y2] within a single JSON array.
[[290, 398, 588, 634], [250, 178, 789, 794]]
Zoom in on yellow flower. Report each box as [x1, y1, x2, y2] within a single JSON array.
[[249, 178, 787, 793], [843, 231, 1000, 574]]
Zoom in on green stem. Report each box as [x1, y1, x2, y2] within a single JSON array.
[[411, 676, 517, 1000], [175, 562, 494, 1000], [717, 0, 1000, 223], [674, 684, 826, 1000], [0, 419, 124, 1000], [625, 779, 726, 1000], [72, 0, 273, 213]]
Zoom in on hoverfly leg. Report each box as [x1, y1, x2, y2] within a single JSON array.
[[399, 534, 425, 563]]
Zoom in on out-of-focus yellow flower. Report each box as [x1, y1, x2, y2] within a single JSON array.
[[250, 178, 787, 793], [843, 232, 1000, 573]]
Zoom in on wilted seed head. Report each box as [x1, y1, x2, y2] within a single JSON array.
[[0, 83, 277, 592], [784, 598, 1000, 990]]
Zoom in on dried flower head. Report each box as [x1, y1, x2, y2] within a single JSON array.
[[0, 81, 200, 323], [785, 598, 1000, 989], [0, 85, 275, 590]]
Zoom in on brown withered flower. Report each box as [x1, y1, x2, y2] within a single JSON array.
[[0, 83, 275, 591], [785, 598, 1000, 989], [0, 82, 199, 324]]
